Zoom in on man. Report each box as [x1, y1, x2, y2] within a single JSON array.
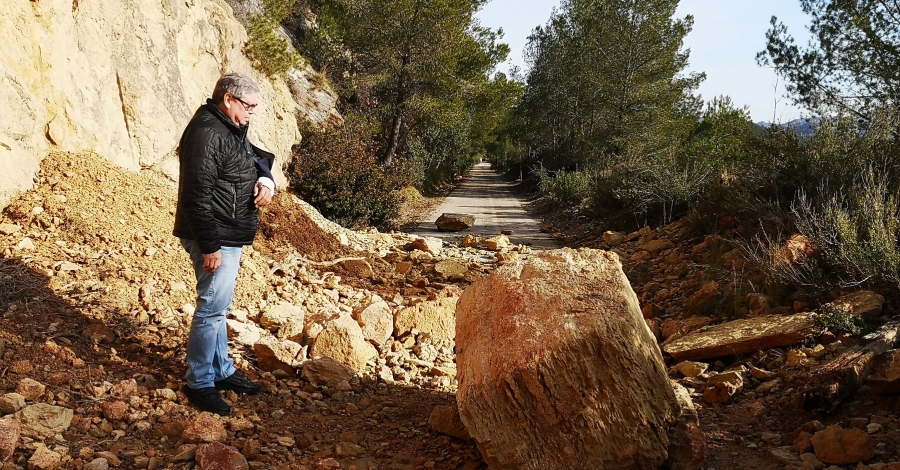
[[173, 73, 274, 415]]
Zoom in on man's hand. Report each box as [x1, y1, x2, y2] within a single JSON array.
[[254, 182, 273, 208], [203, 250, 222, 273]]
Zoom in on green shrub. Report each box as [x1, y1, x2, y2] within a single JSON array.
[[244, 0, 304, 78], [534, 167, 590, 204], [287, 113, 416, 230], [815, 303, 866, 335]]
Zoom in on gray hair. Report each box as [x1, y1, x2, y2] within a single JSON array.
[[212, 73, 261, 103]]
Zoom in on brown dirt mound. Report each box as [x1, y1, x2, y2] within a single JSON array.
[[255, 191, 358, 262]]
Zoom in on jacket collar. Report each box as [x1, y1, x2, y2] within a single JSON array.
[[205, 99, 249, 140]]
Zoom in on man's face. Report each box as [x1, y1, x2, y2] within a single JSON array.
[[221, 92, 259, 126]]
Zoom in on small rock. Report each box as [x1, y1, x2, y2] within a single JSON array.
[[434, 260, 468, 278], [14, 404, 73, 439], [461, 235, 480, 247], [483, 234, 509, 251], [810, 425, 874, 465], [0, 394, 26, 414], [183, 414, 227, 443], [703, 374, 743, 403], [83, 458, 109, 470], [428, 405, 469, 440], [196, 442, 248, 470], [0, 224, 20, 235], [253, 337, 304, 374], [407, 236, 442, 255], [335, 442, 366, 457], [435, 213, 475, 231], [353, 300, 393, 347], [301, 357, 355, 387], [16, 238, 35, 250], [100, 401, 129, 421], [833, 290, 884, 321], [672, 361, 708, 378], [17, 379, 45, 401], [602, 231, 624, 246], [0, 418, 21, 462], [84, 457, 109, 470], [395, 261, 413, 275], [109, 379, 137, 400], [27, 445, 61, 470]]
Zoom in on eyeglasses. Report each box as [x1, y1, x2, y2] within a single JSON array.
[[230, 94, 258, 112]]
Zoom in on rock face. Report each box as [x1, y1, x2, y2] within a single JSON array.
[[435, 213, 475, 231], [662, 313, 821, 362], [455, 248, 679, 470], [0, 0, 339, 208]]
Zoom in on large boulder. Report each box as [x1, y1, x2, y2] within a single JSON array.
[[435, 213, 475, 231], [456, 248, 681, 470]]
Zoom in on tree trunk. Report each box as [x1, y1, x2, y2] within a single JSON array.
[[382, 56, 410, 166], [803, 319, 900, 412]]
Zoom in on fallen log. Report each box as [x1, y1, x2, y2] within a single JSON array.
[[803, 319, 900, 412]]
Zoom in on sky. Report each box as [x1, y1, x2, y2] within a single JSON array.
[[475, 1, 813, 123]]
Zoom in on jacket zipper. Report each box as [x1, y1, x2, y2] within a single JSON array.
[[231, 184, 236, 218]]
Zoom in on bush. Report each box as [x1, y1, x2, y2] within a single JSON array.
[[794, 169, 900, 288], [815, 303, 866, 335], [287, 113, 416, 230], [244, 0, 304, 78], [534, 167, 590, 204]]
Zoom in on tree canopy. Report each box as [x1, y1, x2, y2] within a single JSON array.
[[513, 0, 703, 172], [759, 0, 900, 119]]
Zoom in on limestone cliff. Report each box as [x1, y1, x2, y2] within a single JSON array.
[[0, 0, 340, 208]]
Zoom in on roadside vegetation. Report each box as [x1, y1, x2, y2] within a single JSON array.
[[250, 0, 900, 298]]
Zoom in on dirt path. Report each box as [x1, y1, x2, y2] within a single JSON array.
[[413, 163, 560, 250]]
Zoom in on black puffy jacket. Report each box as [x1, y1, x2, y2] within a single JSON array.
[[172, 100, 275, 254]]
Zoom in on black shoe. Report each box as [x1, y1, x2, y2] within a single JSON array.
[[215, 370, 262, 395], [184, 386, 231, 416]]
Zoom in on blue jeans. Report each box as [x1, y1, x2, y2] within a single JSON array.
[[180, 238, 241, 389]]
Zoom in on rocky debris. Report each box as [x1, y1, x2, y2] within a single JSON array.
[[14, 404, 73, 439], [456, 248, 680, 469], [810, 425, 874, 465], [301, 357, 355, 387], [833, 290, 885, 321], [0, 418, 20, 462], [196, 441, 249, 470], [868, 349, 900, 394], [428, 405, 469, 440], [253, 337, 305, 374], [352, 299, 393, 346], [100, 401, 129, 421], [662, 313, 822, 361], [184, 414, 227, 444], [483, 234, 509, 251], [311, 315, 377, 371], [435, 213, 476, 231], [27, 444, 61, 470], [406, 236, 443, 255], [603, 231, 624, 246], [394, 289, 459, 347]]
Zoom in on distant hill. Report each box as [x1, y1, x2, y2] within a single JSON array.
[[755, 118, 817, 136]]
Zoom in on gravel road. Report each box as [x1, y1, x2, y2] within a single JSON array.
[[413, 163, 561, 250]]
